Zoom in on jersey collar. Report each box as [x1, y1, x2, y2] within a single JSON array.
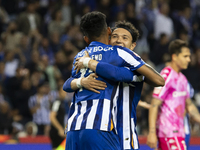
[[89, 41, 109, 47]]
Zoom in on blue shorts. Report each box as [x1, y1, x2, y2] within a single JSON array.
[[65, 129, 120, 150]]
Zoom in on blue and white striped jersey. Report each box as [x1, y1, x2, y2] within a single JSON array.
[[65, 41, 145, 133], [115, 73, 144, 150]]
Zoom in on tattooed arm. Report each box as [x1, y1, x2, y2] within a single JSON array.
[[147, 98, 162, 149]]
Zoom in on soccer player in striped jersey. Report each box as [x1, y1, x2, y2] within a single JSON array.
[[147, 39, 200, 150], [65, 12, 147, 150], [64, 21, 164, 150]]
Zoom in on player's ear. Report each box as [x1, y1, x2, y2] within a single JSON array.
[[107, 27, 112, 36], [172, 53, 177, 61], [84, 36, 90, 44], [130, 42, 136, 51]]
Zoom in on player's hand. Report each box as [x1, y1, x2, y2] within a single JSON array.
[[58, 129, 65, 138], [146, 133, 158, 149], [81, 73, 107, 94], [138, 101, 151, 109], [74, 51, 90, 74]]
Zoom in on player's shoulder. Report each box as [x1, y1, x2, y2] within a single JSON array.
[[113, 45, 132, 53], [76, 48, 87, 58], [113, 45, 141, 58], [160, 66, 173, 81], [179, 72, 188, 81]]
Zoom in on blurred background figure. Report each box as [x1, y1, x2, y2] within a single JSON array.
[[49, 85, 70, 150]]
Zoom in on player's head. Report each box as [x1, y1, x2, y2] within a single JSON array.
[[80, 11, 111, 44], [169, 39, 191, 70], [110, 21, 139, 50]]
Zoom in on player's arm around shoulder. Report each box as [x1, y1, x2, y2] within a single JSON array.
[[115, 47, 165, 87], [137, 64, 165, 87]]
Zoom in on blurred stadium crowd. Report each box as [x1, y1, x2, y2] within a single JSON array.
[[0, 0, 200, 143]]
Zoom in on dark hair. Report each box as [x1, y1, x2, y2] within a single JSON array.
[[168, 39, 189, 56], [112, 21, 139, 43], [80, 11, 107, 41]]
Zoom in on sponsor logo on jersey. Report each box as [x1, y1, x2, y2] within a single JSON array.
[[173, 91, 187, 97]]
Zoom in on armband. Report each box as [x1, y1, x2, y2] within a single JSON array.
[[83, 57, 91, 68], [76, 77, 83, 88]]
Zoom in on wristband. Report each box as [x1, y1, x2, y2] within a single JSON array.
[[83, 57, 91, 68], [76, 77, 83, 88]]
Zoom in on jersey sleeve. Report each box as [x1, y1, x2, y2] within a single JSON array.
[[63, 77, 75, 92], [96, 62, 134, 82], [187, 82, 193, 99], [51, 100, 61, 112], [116, 47, 145, 71], [152, 67, 171, 101]]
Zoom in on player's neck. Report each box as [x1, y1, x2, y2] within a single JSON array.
[[168, 62, 181, 73], [93, 34, 109, 45], [97, 37, 109, 45]]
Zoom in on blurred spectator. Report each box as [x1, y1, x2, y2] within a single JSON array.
[[25, 50, 41, 75], [59, 0, 75, 25], [49, 86, 69, 150], [17, 121, 38, 138], [0, 87, 13, 134], [74, 4, 91, 25], [154, 2, 174, 40], [110, 0, 128, 19], [40, 55, 62, 90], [17, 1, 41, 35], [28, 81, 52, 136], [110, 11, 126, 27], [25, 121, 38, 136], [178, 7, 193, 39], [38, 37, 54, 65], [18, 35, 32, 63], [48, 9, 66, 36], [96, 0, 112, 24], [6, 67, 29, 108], [178, 29, 190, 43], [71, 28, 86, 50], [0, 2, 10, 34], [54, 50, 71, 81], [0, 62, 8, 85], [14, 76, 35, 125], [150, 33, 170, 66], [1, 21, 23, 51], [4, 51, 21, 77], [125, 2, 141, 32], [36, 0, 49, 20], [49, 31, 61, 54], [134, 23, 150, 55]]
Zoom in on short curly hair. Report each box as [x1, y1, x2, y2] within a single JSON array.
[[112, 21, 140, 43], [80, 11, 107, 41]]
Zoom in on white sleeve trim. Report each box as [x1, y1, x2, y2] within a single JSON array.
[[52, 100, 61, 112], [117, 48, 140, 67]]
